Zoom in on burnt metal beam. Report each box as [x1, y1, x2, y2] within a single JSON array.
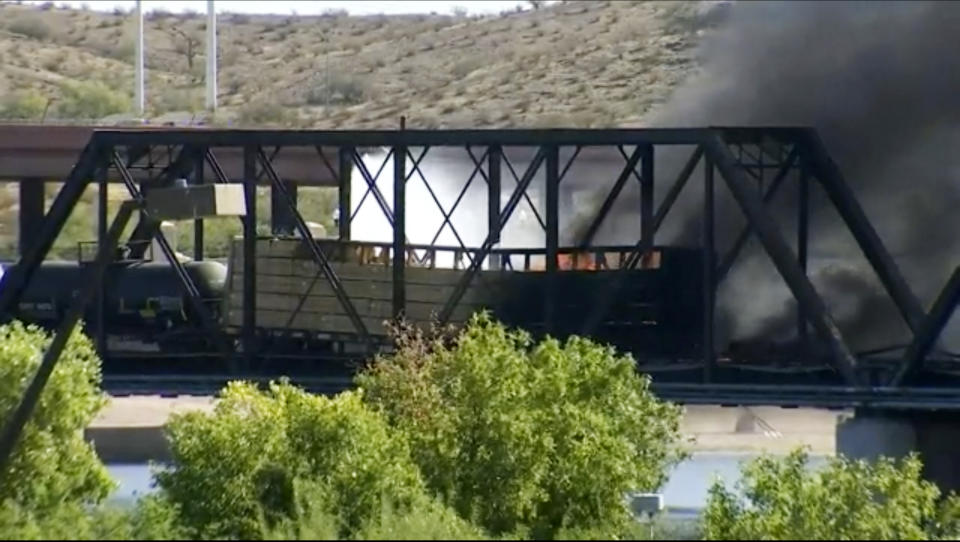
[[799, 129, 925, 334], [892, 266, 960, 386], [438, 147, 546, 324], [17, 180, 44, 257], [577, 145, 644, 248], [716, 147, 799, 283], [545, 145, 559, 333], [703, 155, 715, 383], [393, 145, 406, 319], [0, 143, 99, 320], [703, 133, 859, 385], [0, 199, 138, 485], [257, 149, 372, 343]]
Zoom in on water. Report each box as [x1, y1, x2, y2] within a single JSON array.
[[106, 452, 830, 516]]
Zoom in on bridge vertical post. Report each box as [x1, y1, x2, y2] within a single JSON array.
[[270, 180, 297, 236], [242, 146, 257, 372], [488, 145, 502, 271], [393, 144, 406, 319], [640, 145, 654, 253], [193, 147, 205, 261], [18, 180, 44, 257], [703, 155, 715, 382], [96, 151, 109, 357], [338, 147, 352, 244], [545, 145, 559, 334], [798, 157, 810, 355]]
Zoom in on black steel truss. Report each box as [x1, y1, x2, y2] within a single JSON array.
[[0, 127, 955, 392]]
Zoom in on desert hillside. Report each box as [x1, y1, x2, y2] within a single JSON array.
[[0, 0, 720, 128], [0, 0, 723, 259]]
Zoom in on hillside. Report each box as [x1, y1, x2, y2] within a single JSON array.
[[0, 0, 718, 128]]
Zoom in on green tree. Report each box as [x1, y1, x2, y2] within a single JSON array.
[[154, 381, 435, 539], [0, 321, 114, 512], [356, 313, 688, 539], [702, 447, 960, 540]]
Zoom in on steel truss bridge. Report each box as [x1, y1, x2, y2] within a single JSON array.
[[1, 125, 959, 410]]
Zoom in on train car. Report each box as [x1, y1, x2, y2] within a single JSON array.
[[2, 259, 228, 366]]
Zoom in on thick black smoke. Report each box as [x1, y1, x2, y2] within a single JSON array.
[[626, 1, 960, 352]]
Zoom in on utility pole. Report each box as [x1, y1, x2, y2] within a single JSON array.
[[134, 0, 144, 118], [206, 0, 217, 112]]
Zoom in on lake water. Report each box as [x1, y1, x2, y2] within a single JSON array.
[[106, 452, 829, 517]]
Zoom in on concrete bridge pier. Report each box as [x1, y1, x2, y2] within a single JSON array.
[[837, 409, 960, 493]]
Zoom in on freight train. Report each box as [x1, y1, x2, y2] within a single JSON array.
[[0, 237, 707, 376]]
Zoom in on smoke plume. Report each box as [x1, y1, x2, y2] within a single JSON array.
[[632, 0, 960, 352]]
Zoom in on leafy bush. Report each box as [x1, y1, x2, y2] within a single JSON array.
[[0, 321, 113, 512], [357, 313, 688, 539], [305, 73, 368, 106], [236, 102, 297, 127], [154, 381, 431, 539], [7, 15, 50, 39], [0, 494, 186, 540], [0, 90, 47, 120], [702, 447, 960, 540], [55, 81, 130, 120]]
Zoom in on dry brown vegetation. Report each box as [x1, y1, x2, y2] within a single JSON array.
[[0, 0, 717, 127]]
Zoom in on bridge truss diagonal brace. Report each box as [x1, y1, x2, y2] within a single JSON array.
[[580, 145, 702, 336], [703, 133, 860, 386], [0, 199, 139, 484], [799, 130, 926, 335], [893, 266, 960, 386], [0, 142, 102, 319], [111, 151, 238, 370], [256, 149, 373, 344], [438, 147, 547, 325]]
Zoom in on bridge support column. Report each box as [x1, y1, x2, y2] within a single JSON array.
[[19, 180, 45, 257], [837, 409, 960, 493]]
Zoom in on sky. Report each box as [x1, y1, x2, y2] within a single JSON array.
[[17, 0, 537, 16]]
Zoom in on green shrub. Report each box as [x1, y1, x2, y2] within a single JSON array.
[[55, 81, 130, 120], [154, 381, 430, 539], [0, 90, 48, 120], [7, 15, 50, 39], [0, 321, 113, 512], [357, 313, 688, 539], [702, 447, 960, 540]]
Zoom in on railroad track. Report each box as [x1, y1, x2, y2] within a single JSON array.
[[100, 375, 960, 410]]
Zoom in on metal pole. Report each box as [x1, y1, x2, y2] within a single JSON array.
[[205, 0, 217, 112], [242, 147, 257, 371], [194, 148, 205, 261], [0, 200, 138, 483], [134, 0, 144, 118], [393, 145, 406, 319]]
